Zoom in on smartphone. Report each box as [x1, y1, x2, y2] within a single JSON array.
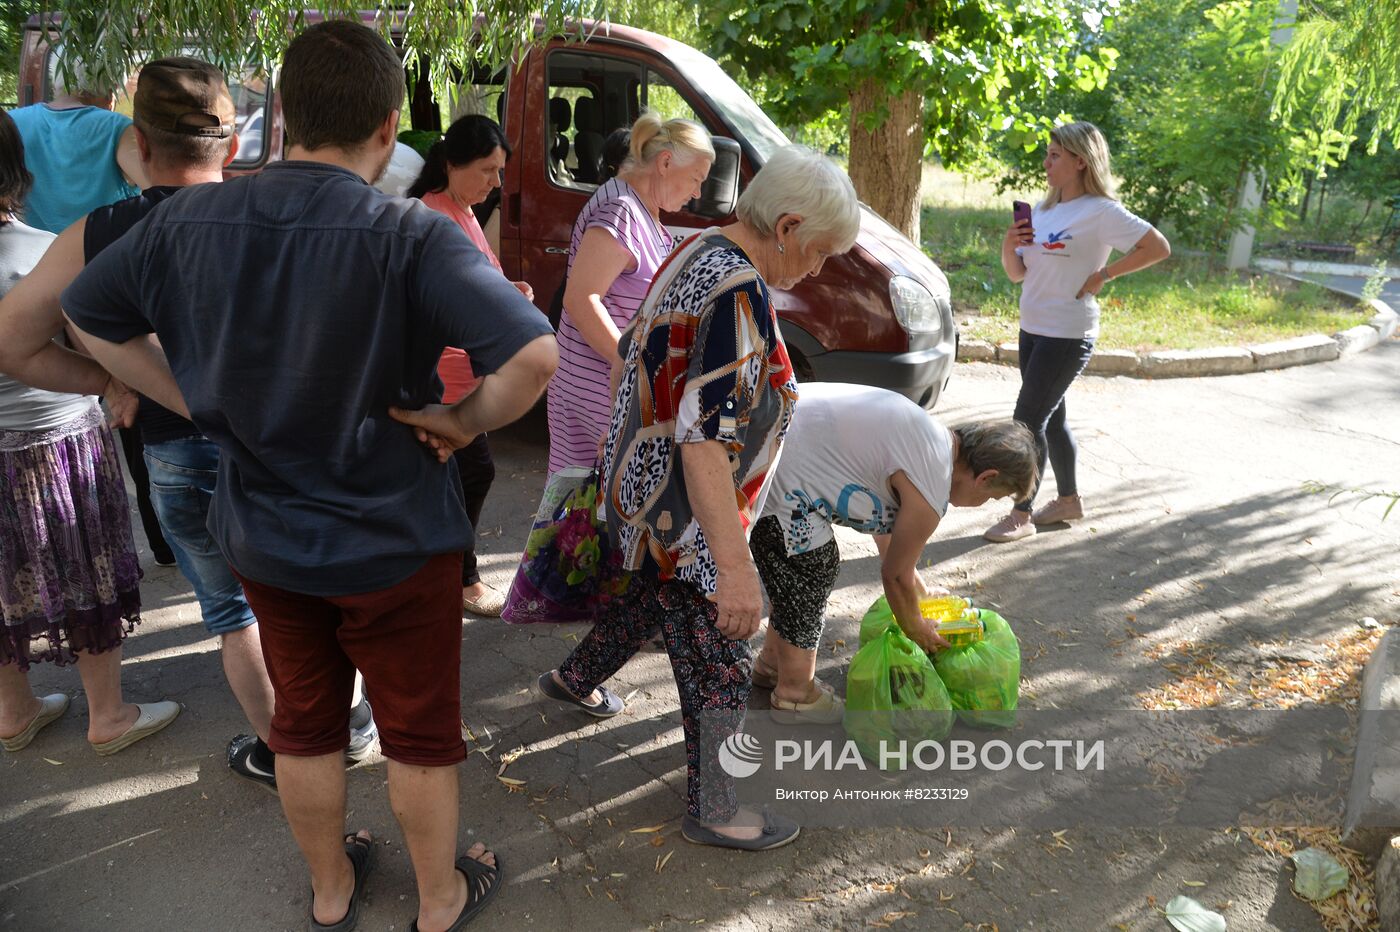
[[1013, 200, 1033, 227]]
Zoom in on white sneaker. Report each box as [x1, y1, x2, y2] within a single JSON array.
[[984, 513, 1036, 543]]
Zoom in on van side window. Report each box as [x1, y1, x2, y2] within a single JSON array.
[[228, 69, 270, 165], [545, 51, 644, 191], [438, 66, 508, 127], [643, 70, 701, 125]]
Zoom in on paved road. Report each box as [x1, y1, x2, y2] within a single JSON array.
[[1294, 271, 1400, 308], [3, 340, 1398, 931]]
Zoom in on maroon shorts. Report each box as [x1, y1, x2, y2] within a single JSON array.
[[234, 552, 467, 767]]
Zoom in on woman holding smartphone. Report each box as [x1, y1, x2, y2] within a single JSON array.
[[984, 121, 1171, 543]]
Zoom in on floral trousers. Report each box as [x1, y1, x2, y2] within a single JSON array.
[[558, 574, 753, 822]]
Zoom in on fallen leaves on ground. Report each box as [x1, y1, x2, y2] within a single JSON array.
[[1139, 627, 1384, 710], [1240, 817, 1378, 931], [1162, 894, 1227, 931], [1137, 628, 1387, 928]]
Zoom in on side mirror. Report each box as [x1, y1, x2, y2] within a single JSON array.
[[688, 136, 742, 219]]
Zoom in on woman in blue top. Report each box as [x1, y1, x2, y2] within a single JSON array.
[[984, 122, 1171, 543]]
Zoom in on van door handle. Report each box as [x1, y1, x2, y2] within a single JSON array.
[[545, 247, 569, 254]]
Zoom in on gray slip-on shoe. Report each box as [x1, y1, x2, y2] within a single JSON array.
[[681, 808, 801, 851], [90, 701, 181, 756], [534, 672, 624, 718]]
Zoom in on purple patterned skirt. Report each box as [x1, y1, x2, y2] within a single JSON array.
[[0, 403, 142, 671]]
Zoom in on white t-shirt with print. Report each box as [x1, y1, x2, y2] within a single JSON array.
[[1016, 195, 1151, 339], [760, 382, 953, 556]]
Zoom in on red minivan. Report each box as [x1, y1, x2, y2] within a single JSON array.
[[17, 16, 958, 407]]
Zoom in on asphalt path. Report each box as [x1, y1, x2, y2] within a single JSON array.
[[1293, 271, 1400, 308], [3, 339, 1398, 931]]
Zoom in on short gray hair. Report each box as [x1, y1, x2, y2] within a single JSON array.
[[736, 145, 860, 253], [953, 420, 1039, 501]]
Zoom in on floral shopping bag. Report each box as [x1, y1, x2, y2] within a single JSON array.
[[501, 466, 628, 625]]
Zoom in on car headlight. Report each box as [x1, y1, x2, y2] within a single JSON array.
[[889, 275, 944, 337]]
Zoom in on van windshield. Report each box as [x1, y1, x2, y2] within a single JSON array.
[[667, 43, 790, 164]]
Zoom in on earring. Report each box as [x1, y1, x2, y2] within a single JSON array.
[[777, 242, 785, 254]]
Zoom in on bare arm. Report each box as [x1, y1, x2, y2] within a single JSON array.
[[562, 227, 634, 360], [0, 219, 115, 397], [1076, 227, 1172, 299], [115, 126, 148, 189], [1001, 217, 1033, 284], [390, 333, 559, 461], [879, 471, 949, 652], [1107, 227, 1171, 278], [59, 322, 190, 419], [681, 439, 764, 640]]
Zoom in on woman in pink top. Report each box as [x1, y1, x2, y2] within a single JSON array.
[[548, 113, 714, 474], [409, 115, 537, 616]]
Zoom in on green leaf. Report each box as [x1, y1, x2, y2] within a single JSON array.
[[1163, 896, 1227, 932], [1289, 848, 1349, 901]]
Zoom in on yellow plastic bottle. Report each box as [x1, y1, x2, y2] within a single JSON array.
[[918, 595, 970, 621], [933, 610, 985, 650]]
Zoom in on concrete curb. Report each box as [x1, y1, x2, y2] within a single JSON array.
[[957, 292, 1397, 380]]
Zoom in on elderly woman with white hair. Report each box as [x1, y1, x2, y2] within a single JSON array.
[[534, 145, 861, 851], [547, 112, 714, 475]]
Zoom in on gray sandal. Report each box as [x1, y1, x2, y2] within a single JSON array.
[[681, 807, 800, 851], [535, 672, 624, 718]]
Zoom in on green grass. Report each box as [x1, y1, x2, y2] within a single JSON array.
[[917, 167, 1371, 352]]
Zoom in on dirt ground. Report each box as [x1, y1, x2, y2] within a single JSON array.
[[3, 340, 1398, 931]]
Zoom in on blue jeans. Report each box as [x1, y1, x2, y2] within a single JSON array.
[[143, 436, 256, 635], [1012, 329, 1096, 512]]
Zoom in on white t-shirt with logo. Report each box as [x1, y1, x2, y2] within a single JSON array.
[[1016, 195, 1151, 339], [760, 382, 953, 556]]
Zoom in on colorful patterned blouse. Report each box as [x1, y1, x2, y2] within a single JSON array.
[[601, 228, 799, 595]]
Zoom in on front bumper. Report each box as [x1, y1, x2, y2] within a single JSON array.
[[804, 331, 959, 410]]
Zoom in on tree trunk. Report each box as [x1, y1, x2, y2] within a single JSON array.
[[847, 80, 925, 242]]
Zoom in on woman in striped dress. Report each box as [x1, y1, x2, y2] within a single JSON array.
[[547, 113, 714, 474]]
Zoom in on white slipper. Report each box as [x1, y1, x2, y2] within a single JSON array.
[[90, 701, 181, 756], [770, 680, 845, 725], [463, 585, 506, 618], [1, 693, 71, 752]]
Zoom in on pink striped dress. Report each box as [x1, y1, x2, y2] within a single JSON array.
[[547, 178, 672, 474]]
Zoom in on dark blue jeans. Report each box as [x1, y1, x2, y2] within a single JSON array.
[[1012, 329, 1095, 512]]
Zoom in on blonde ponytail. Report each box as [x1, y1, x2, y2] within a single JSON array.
[[626, 111, 714, 169]]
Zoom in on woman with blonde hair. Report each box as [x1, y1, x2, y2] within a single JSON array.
[[984, 121, 1171, 543], [547, 111, 714, 474]]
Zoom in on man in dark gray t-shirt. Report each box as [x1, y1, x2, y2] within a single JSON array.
[[62, 21, 556, 931]]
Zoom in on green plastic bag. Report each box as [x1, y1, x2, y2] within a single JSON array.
[[858, 595, 898, 647], [933, 609, 1020, 728], [844, 614, 954, 767]]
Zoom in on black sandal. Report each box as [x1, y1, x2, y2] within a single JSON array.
[[310, 832, 374, 932], [410, 851, 504, 931]]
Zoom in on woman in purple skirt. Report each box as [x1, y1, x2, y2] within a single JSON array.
[[0, 111, 179, 755], [547, 112, 714, 474]]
